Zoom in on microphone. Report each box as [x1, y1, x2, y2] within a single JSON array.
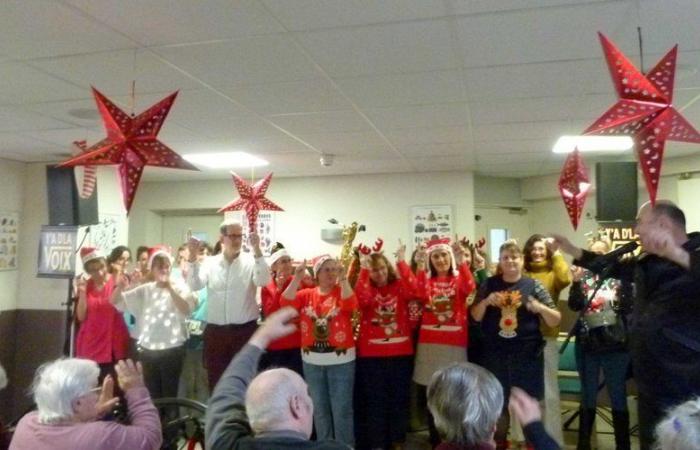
[[605, 241, 639, 260]]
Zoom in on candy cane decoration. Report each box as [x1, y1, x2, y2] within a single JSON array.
[[72, 140, 97, 199]]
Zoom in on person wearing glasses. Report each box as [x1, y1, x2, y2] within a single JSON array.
[[9, 359, 161, 450], [185, 220, 271, 389]]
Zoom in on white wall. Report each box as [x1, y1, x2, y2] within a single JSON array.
[[129, 171, 475, 259], [678, 177, 700, 232], [0, 159, 26, 312], [16, 164, 126, 310], [161, 215, 221, 250]]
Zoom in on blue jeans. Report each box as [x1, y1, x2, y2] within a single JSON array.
[[303, 360, 355, 446], [575, 343, 630, 411]]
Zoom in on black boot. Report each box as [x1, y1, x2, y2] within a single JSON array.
[[577, 408, 596, 450], [612, 410, 631, 450]]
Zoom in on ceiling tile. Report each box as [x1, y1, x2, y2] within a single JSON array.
[[296, 20, 457, 78], [153, 36, 321, 88], [0, 0, 135, 59], [455, 1, 638, 67], [0, 131, 64, 161], [266, 110, 371, 135], [364, 103, 470, 130], [64, 0, 284, 46], [0, 62, 88, 106], [335, 70, 464, 108], [260, 0, 450, 31], [27, 49, 203, 95], [225, 79, 352, 115], [298, 130, 390, 154], [385, 126, 469, 146], [0, 107, 76, 132], [469, 96, 576, 125]]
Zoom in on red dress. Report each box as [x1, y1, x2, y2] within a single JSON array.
[[75, 276, 129, 364]]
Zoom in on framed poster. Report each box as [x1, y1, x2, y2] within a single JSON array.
[[411, 205, 453, 248], [223, 211, 277, 256], [0, 211, 19, 271], [37, 225, 79, 278], [89, 213, 127, 253]]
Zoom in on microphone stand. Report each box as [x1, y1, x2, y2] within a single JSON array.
[[559, 260, 618, 355]]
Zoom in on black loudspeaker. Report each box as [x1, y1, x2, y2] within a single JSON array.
[[595, 162, 638, 222], [46, 166, 99, 226]]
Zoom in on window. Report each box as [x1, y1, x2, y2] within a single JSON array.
[[489, 228, 510, 264]]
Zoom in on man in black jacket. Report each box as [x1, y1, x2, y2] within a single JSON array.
[[552, 200, 700, 450], [205, 307, 350, 450]]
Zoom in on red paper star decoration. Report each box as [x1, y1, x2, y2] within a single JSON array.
[[218, 172, 284, 233], [584, 32, 700, 204], [558, 148, 591, 230], [58, 87, 198, 213]]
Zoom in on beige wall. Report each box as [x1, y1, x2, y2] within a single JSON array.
[[0, 159, 26, 312], [16, 164, 126, 310], [130, 171, 476, 259]]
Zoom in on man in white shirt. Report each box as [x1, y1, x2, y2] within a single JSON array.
[[186, 220, 271, 389]]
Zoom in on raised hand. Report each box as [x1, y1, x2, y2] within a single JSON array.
[[248, 232, 261, 250], [75, 275, 87, 295], [115, 359, 145, 391], [548, 233, 581, 259], [509, 387, 542, 427], [452, 235, 465, 264], [570, 265, 585, 282], [251, 306, 299, 349], [95, 374, 119, 418], [359, 254, 372, 269], [544, 237, 560, 254], [473, 249, 486, 270], [186, 237, 201, 262], [394, 239, 407, 262], [294, 260, 307, 278]]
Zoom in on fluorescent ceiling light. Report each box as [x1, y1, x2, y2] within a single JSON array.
[[552, 135, 634, 154], [183, 151, 269, 169]]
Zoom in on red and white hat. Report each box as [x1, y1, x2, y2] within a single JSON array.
[[268, 248, 290, 267], [425, 237, 456, 276], [147, 245, 172, 269], [311, 254, 334, 277], [80, 247, 104, 266]]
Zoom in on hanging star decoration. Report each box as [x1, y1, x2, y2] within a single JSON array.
[[583, 32, 700, 204], [71, 140, 97, 199], [218, 172, 284, 233], [58, 87, 198, 213], [558, 148, 591, 230]]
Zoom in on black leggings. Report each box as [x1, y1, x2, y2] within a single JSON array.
[[139, 346, 185, 399]]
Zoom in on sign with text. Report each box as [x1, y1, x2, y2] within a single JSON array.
[[37, 226, 79, 278], [597, 222, 638, 251]]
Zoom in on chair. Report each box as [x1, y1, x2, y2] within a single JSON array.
[[152, 397, 207, 450]]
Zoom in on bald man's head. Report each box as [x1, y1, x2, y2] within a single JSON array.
[[245, 368, 313, 437]]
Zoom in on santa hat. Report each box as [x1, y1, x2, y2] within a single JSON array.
[[80, 247, 104, 266], [147, 245, 172, 269], [268, 248, 290, 267], [312, 254, 334, 278], [425, 237, 457, 276]]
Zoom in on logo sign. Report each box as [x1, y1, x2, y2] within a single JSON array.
[[38, 226, 79, 278]]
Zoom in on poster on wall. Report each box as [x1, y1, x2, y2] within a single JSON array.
[[0, 211, 19, 271], [87, 213, 128, 253], [37, 226, 78, 278], [411, 205, 453, 248], [223, 211, 276, 256], [597, 222, 639, 252]]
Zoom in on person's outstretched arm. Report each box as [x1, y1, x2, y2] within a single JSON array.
[[205, 307, 299, 450]]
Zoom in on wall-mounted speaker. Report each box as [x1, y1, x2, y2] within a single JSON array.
[[46, 166, 99, 226], [595, 162, 638, 222]]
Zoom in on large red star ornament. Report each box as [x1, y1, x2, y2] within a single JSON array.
[[584, 32, 700, 204], [558, 148, 591, 230], [218, 172, 284, 233], [58, 87, 198, 213]]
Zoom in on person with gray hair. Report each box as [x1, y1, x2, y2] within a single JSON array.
[[206, 306, 350, 450], [655, 396, 700, 450], [427, 362, 559, 450], [9, 359, 161, 450]]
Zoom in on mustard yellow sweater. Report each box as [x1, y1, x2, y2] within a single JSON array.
[[525, 253, 571, 337]]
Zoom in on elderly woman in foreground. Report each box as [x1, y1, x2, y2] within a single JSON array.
[[9, 359, 161, 450], [427, 362, 559, 450]]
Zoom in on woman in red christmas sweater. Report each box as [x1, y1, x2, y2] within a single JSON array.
[[413, 237, 476, 447], [258, 244, 313, 375], [354, 239, 417, 450], [282, 254, 358, 447]]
